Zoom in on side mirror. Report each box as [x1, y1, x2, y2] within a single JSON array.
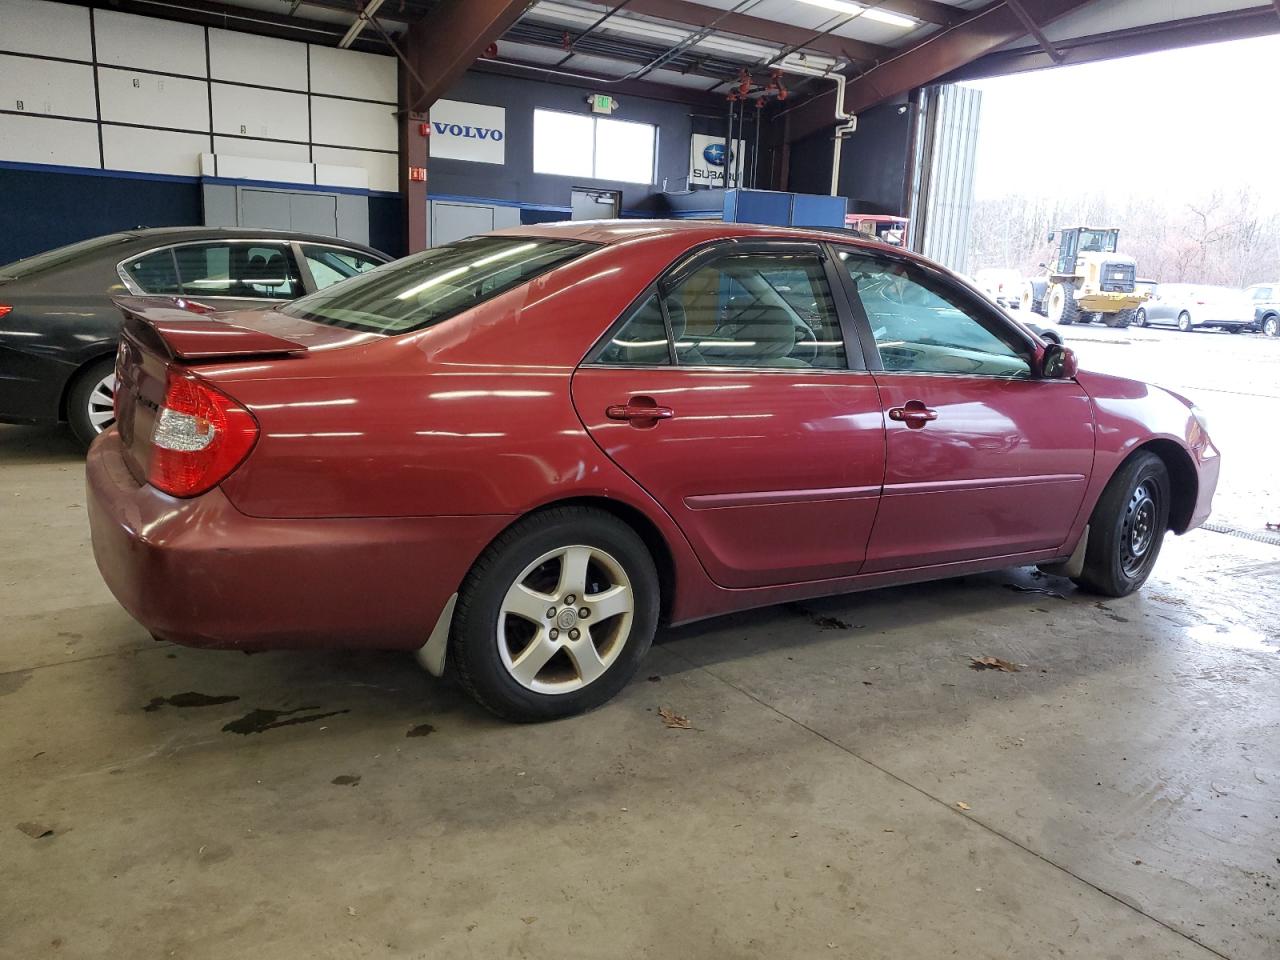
[[1040, 343, 1078, 380], [1038, 261, 1047, 269]]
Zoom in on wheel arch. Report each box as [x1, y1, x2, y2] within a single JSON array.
[[1133, 438, 1198, 534], [480, 495, 678, 623], [58, 351, 116, 422]]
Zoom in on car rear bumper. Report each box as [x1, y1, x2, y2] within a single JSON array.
[[86, 429, 510, 651]]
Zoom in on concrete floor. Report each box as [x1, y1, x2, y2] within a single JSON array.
[[3, 327, 1279, 959]]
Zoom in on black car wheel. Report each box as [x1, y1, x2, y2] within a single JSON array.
[[1177, 311, 1193, 332], [449, 506, 659, 722], [1073, 451, 1170, 597], [67, 358, 117, 449], [1133, 308, 1147, 327], [1264, 315, 1279, 338]]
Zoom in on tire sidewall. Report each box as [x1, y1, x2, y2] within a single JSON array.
[[67, 358, 116, 450], [452, 511, 659, 722], [1084, 454, 1171, 595], [1134, 308, 1146, 327], [1178, 312, 1192, 332]]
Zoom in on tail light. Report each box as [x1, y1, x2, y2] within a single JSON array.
[[149, 371, 258, 497], [0, 305, 12, 319]]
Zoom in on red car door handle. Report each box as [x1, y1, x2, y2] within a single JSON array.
[[606, 396, 674, 427], [888, 401, 938, 428]]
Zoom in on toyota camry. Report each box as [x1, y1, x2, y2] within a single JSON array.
[[86, 221, 1219, 721]]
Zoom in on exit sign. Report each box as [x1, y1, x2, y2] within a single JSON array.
[[590, 93, 615, 114]]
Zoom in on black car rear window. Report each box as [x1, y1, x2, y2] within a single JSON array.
[[280, 236, 598, 334], [0, 234, 135, 279]]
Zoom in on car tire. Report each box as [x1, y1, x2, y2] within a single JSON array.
[[1133, 308, 1147, 327], [448, 506, 659, 722], [1177, 311, 1193, 332], [1072, 451, 1170, 598], [67, 358, 117, 450], [1263, 314, 1279, 338], [1227, 325, 1242, 334], [1047, 283, 1081, 326]]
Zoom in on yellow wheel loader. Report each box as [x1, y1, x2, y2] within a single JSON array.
[[1022, 227, 1148, 328]]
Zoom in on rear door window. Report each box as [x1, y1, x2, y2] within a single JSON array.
[[172, 243, 302, 300], [300, 245, 386, 290], [123, 249, 181, 295]]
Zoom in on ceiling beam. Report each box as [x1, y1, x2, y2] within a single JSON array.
[[405, 0, 534, 109], [784, 0, 1100, 141], [474, 57, 726, 108], [575, 0, 894, 63], [943, 4, 1280, 82]]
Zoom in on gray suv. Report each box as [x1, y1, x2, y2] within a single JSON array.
[[1246, 283, 1279, 338]]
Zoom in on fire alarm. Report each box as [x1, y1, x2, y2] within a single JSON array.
[[419, 122, 430, 137], [408, 166, 427, 182]]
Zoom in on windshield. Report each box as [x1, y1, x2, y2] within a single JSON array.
[[1077, 229, 1118, 253], [281, 236, 598, 333], [0, 233, 135, 279]]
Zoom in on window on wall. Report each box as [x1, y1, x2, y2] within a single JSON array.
[[532, 109, 656, 184]]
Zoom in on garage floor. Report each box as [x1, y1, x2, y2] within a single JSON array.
[[3, 329, 1278, 959]]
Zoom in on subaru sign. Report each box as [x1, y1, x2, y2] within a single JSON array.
[[429, 99, 506, 165], [690, 134, 743, 186]]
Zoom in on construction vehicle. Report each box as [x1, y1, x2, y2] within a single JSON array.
[[1021, 227, 1148, 327]]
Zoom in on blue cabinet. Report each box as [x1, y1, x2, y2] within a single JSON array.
[[723, 189, 846, 228]]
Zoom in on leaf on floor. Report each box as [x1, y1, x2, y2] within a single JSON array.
[[658, 706, 691, 730], [955, 801, 971, 811], [331, 774, 361, 786], [969, 656, 1021, 673], [521, 916, 537, 925], [17, 821, 54, 839]]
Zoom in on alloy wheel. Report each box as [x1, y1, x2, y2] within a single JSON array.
[[497, 544, 635, 694], [87, 373, 116, 433], [1265, 316, 1279, 338], [1120, 480, 1159, 578]]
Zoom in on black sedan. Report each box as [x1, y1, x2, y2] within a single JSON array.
[[0, 228, 389, 446]]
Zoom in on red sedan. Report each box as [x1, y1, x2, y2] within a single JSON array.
[[87, 222, 1219, 721]]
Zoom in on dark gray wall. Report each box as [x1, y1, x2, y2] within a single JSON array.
[[787, 100, 913, 216], [432, 70, 737, 218]]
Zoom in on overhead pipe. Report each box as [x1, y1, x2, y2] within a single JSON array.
[[779, 63, 855, 196]]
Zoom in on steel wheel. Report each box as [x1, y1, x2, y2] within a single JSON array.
[[1120, 480, 1159, 578], [87, 372, 116, 433], [497, 544, 635, 694]]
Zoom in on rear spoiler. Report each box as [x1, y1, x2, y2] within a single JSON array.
[[114, 297, 307, 361]]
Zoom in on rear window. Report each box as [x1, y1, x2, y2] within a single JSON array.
[[280, 236, 597, 334], [0, 233, 135, 279]]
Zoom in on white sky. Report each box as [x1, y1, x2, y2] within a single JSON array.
[[963, 33, 1280, 211]]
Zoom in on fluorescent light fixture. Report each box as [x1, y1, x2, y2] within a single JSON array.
[[338, 0, 384, 49], [796, 0, 916, 29]]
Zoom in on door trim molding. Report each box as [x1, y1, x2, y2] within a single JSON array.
[[685, 484, 881, 510], [881, 473, 1086, 497]]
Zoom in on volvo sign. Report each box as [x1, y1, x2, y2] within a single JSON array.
[[429, 99, 506, 165]]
